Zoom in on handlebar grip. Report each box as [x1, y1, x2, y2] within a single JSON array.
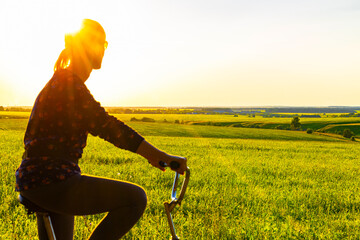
[[159, 161, 180, 170], [170, 161, 180, 170]]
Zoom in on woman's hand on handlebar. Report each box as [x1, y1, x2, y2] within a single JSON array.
[[157, 154, 187, 175], [136, 140, 188, 174]]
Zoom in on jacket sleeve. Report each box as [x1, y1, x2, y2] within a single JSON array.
[[75, 81, 144, 153]]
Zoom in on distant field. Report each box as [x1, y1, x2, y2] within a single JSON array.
[[0, 111, 29, 119], [2, 111, 359, 137], [1, 111, 360, 239], [0, 112, 355, 141]]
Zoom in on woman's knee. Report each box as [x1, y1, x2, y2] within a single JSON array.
[[133, 186, 147, 210]]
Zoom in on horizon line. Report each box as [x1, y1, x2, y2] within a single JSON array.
[[3, 105, 360, 109]]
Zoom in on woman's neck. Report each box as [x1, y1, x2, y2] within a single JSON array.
[[67, 59, 93, 83]]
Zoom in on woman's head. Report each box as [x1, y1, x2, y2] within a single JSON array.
[[54, 19, 107, 72]]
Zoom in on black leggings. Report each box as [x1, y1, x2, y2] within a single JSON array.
[[20, 174, 147, 240]]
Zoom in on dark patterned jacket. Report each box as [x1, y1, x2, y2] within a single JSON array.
[[15, 69, 144, 191]]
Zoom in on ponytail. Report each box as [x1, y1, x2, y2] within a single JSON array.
[[54, 33, 74, 72], [54, 48, 71, 72]]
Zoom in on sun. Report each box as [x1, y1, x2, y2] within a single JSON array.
[[63, 18, 83, 36]]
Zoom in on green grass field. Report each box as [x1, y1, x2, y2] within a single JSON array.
[[1, 112, 360, 239]]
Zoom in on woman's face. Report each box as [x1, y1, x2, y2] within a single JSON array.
[[84, 31, 107, 70]]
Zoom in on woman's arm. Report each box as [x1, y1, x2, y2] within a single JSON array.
[[136, 140, 187, 175], [73, 79, 187, 173]]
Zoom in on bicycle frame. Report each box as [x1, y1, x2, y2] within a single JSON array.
[[164, 167, 190, 240]]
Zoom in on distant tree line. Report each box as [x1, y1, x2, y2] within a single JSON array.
[[2, 105, 360, 117], [106, 107, 199, 115], [130, 117, 156, 122], [0, 106, 32, 112], [266, 107, 360, 113]]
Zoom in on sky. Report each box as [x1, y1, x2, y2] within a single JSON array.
[[0, 0, 359, 107]]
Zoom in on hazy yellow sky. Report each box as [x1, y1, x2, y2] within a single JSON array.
[[0, 0, 359, 107]]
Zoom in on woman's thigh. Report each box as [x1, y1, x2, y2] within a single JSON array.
[[21, 174, 147, 216]]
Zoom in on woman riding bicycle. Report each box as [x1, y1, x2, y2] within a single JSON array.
[[15, 19, 187, 240]]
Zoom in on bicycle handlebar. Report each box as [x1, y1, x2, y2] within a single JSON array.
[[159, 161, 180, 170]]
